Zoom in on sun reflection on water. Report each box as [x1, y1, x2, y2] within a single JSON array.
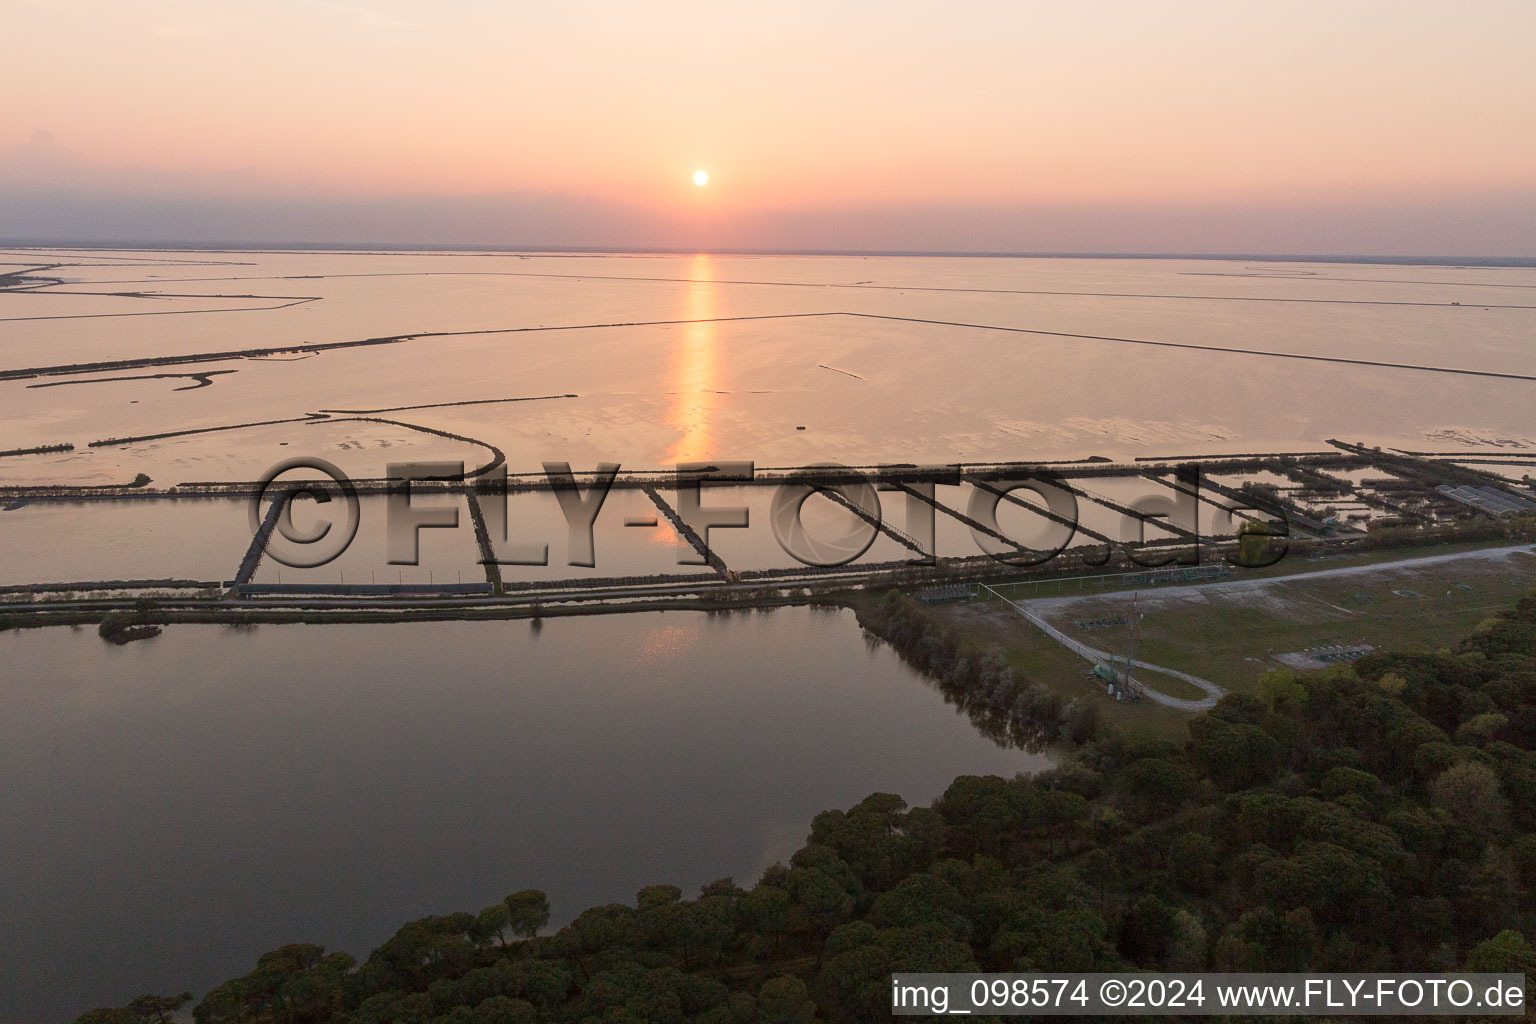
[[662, 254, 720, 466]]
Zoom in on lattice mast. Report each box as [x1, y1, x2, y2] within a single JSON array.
[[1118, 592, 1143, 699]]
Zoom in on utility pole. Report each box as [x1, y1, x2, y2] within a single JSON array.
[[1119, 592, 1143, 700]]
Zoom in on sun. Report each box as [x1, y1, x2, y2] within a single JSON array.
[[692, 170, 709, 187]]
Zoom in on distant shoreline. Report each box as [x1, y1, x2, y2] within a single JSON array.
[[1, 241, 1532, 267]]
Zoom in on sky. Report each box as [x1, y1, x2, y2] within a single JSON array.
[[3, 0, 1534, 254]]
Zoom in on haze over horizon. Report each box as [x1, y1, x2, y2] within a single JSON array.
[[4, 0, 1534, 255]]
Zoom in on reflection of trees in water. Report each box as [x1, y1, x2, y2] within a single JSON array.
[[854, 591, 1098, 755]]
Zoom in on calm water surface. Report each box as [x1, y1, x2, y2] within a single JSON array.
[[2, 252, 1534, 483], [0, 607, 1047, 1021]]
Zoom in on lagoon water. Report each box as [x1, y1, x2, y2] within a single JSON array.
[[4, 249, 1534, 583], [1, 251, 1534, 489], [2, 250, 1535, 1020], [0, 608, 1045, 1020]]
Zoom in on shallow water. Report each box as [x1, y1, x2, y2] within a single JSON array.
[[3, 251, 1533, 481]]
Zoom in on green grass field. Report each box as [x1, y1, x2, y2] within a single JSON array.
[[937, 601, 1199, 742], [931, 542, 1536, 743]]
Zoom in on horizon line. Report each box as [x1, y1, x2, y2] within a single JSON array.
[[2, 239, 1533, 267]]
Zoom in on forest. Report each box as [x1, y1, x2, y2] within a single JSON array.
[[77, 590, 1536, 1023]]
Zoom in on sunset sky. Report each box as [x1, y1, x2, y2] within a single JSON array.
[[4, 0, 1534, 254]]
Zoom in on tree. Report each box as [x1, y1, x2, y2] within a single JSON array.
[[503, 889, 550, 939], [784, 867, 854, 934], [1189, 716, 1278, 791], [468, 996, 536, 1024], [637, 884, 683, 909], [474, 904, 511, 946], [1465, 929, 1536, 974], [1117, 895, 1177, 965], [1456, 712, 1509, 746], [1259, 668, 1308, 709], [756, 976, 815, 1024], [1165, 909, 1207, 970], [869, 873, 966, 932], [1430, 761, 1507, 833], [73, 993, 192, 1024], [194, 944, 354, 1024], [1120, 757, 1195, 821]]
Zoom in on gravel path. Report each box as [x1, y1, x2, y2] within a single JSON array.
[[1006, 543, 1536, 711]]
